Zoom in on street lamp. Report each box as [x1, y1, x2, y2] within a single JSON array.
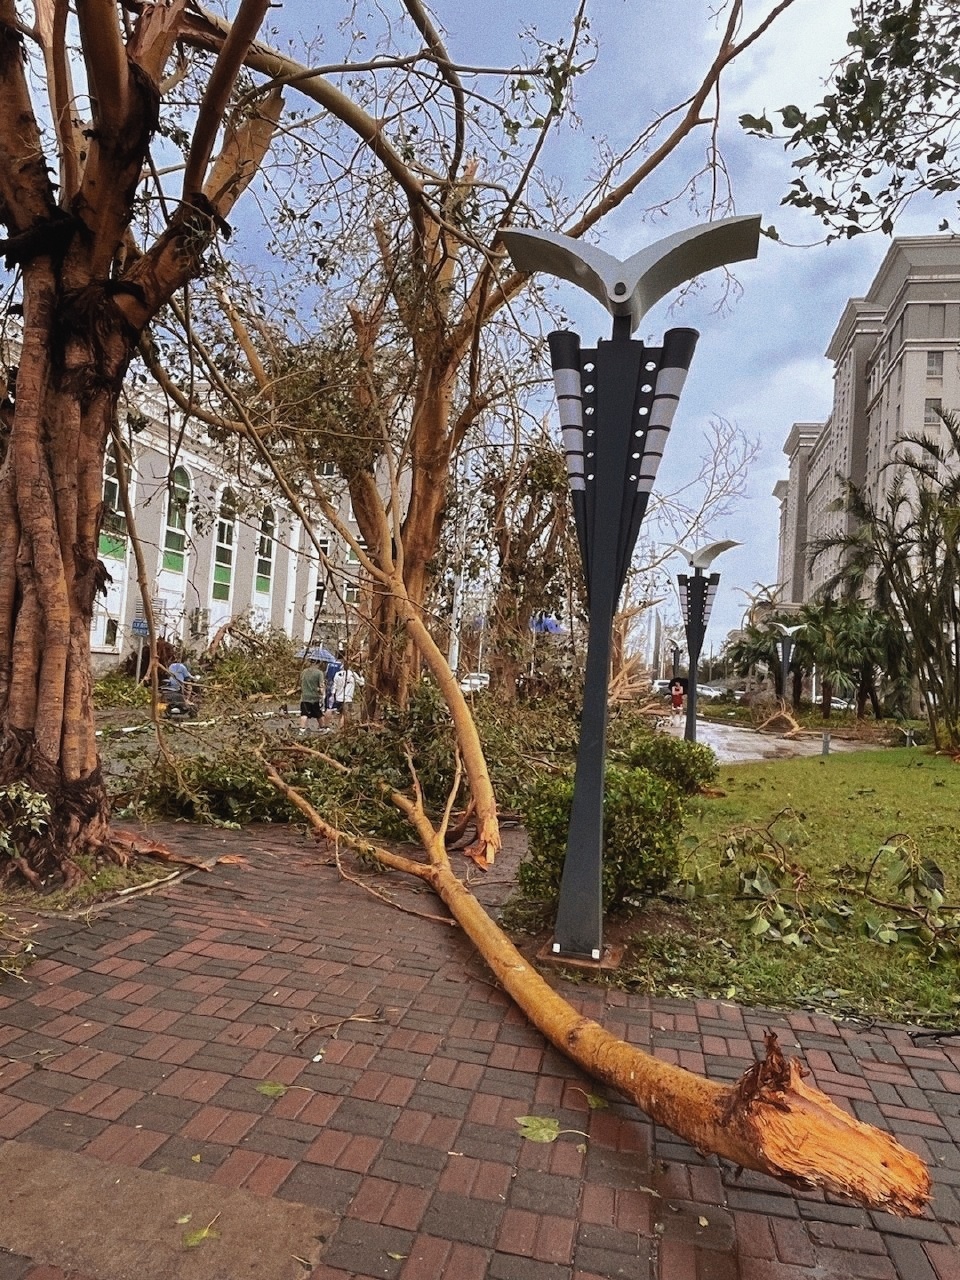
[[774, 622, 804, 704], [672, 644, 682, 679], [501, 216, 761, 960], [675, 540, 740, 742]]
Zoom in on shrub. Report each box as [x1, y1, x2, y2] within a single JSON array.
[[612, 727, 718, 795], [518, 765, 683, 912]]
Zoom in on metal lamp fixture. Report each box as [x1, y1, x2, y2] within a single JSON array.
[[500, 216, 761, 960], [775, 622, 804, 702], [675, 541, 740, 743]]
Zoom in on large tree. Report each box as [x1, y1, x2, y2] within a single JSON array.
[[139, 0, 797, 711], [0, 0, 283, 882]]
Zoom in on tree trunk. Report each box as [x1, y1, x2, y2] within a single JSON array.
[[0, 0, 278, 881], [820, 679, 833, 719], [0, 271, 134, 881], [429, 860, 929, 1216]]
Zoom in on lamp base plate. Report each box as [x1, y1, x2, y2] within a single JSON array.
[[536, 942, 625, 972]]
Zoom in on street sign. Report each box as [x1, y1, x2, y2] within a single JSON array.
[[131, 618, 149, 637]]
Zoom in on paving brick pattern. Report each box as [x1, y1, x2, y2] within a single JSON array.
[[1, 822, 959, 1279]]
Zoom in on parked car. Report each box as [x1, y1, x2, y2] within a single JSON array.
[[651, 679, 674, 696], [459, 671, 490, 694], [696, 685, 725, 700], [831, 695, 855, 711]]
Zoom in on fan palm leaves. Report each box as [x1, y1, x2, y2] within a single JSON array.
[[810, 410, 960, 748]]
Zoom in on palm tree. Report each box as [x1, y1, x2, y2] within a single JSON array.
[[810, 411, 960, 747]]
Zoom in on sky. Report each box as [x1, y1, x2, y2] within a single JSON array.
[[267, 1, 942, 643]]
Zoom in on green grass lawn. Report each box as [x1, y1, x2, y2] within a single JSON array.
[[621, 748, 960, 1026]]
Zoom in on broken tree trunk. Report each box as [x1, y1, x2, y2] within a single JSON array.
[[261, 759, 931, 1218]]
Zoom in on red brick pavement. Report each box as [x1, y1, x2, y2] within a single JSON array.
[[1, 822, 959, 1279]]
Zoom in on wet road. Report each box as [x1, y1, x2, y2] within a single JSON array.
[[662, 715, 877, 764]]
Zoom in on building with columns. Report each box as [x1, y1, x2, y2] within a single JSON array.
[[774, 236, 960, 603], [92, 390, 362, 670]]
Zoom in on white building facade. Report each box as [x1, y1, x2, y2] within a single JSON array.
[[774, 236, 960, 603], [92, 398, 363, 670]]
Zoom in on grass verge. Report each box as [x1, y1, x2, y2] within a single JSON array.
[[620, 748, 960, 1026]]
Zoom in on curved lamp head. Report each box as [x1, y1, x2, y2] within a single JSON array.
[[671, 539, 742, 571], [499, 216, 761, 333]]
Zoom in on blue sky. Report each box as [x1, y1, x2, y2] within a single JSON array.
[[267, 1, 940, 640]]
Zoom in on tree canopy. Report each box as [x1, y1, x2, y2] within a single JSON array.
[[742, 0, 960, 237]]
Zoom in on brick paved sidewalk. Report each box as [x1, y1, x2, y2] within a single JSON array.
[[1, 823, 959, 1280]]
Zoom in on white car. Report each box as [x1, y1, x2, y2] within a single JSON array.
[[696, 685, 726, 700], [459, 671, 490, 694]]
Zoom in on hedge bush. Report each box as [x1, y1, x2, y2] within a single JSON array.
[[518, 764, 683, 912], [611, 726, 718, 795]]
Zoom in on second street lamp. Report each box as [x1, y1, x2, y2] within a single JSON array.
[[675, 541, 739, 743], [775, 623, 804, 704]]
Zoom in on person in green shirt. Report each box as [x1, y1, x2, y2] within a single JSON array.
[[299, 660, 326, 732]]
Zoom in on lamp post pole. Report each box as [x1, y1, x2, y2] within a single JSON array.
[[675, 541, 739, 744], [672, 644, 681, 679], [501, 216, 760, 960], [774, 624, 804, 704]]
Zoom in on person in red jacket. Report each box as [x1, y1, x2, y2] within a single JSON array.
[[670, 680, 685, 723]]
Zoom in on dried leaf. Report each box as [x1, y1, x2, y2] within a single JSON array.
[[191, 1154, 201, 1163], [698, 1215, 709, 1228], [175, 1214, 192, 1225]]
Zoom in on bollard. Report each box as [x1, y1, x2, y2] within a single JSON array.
[[822, 732, 830, 756], [906, 729, 914, 747]]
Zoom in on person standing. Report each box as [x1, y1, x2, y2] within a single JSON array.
[[670, 679, 685, 724], [331, 661, 362, 724], [299, 660, 326, 732]]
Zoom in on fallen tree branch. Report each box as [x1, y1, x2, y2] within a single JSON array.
[[261, 763, 931, 1217], [333, 845, 456, 928]]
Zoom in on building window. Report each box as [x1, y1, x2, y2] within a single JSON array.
[[105, 618, 119, 647], [927, 350, 944, 378], [99, 444, 129, 560], [162, 466, 190, 572], [212, 488, 237, 602], [924, 398, 943, 426], [314, 538, 330, 614], [344, 583, 361, 604], [319, 461, 337, 477], [255, 505, 275, 594], [346, 539, 366, 565]]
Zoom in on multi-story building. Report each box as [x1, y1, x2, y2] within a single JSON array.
[[91, 389, 363, 670], [775, 422, 821, 603], [774, 236, 960, 601]]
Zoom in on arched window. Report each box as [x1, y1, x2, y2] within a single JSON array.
[[99, 443, 129, 560], [212, 488, 237, 601], [162, 466, 190, 572], [255, 505, 275, 594]]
